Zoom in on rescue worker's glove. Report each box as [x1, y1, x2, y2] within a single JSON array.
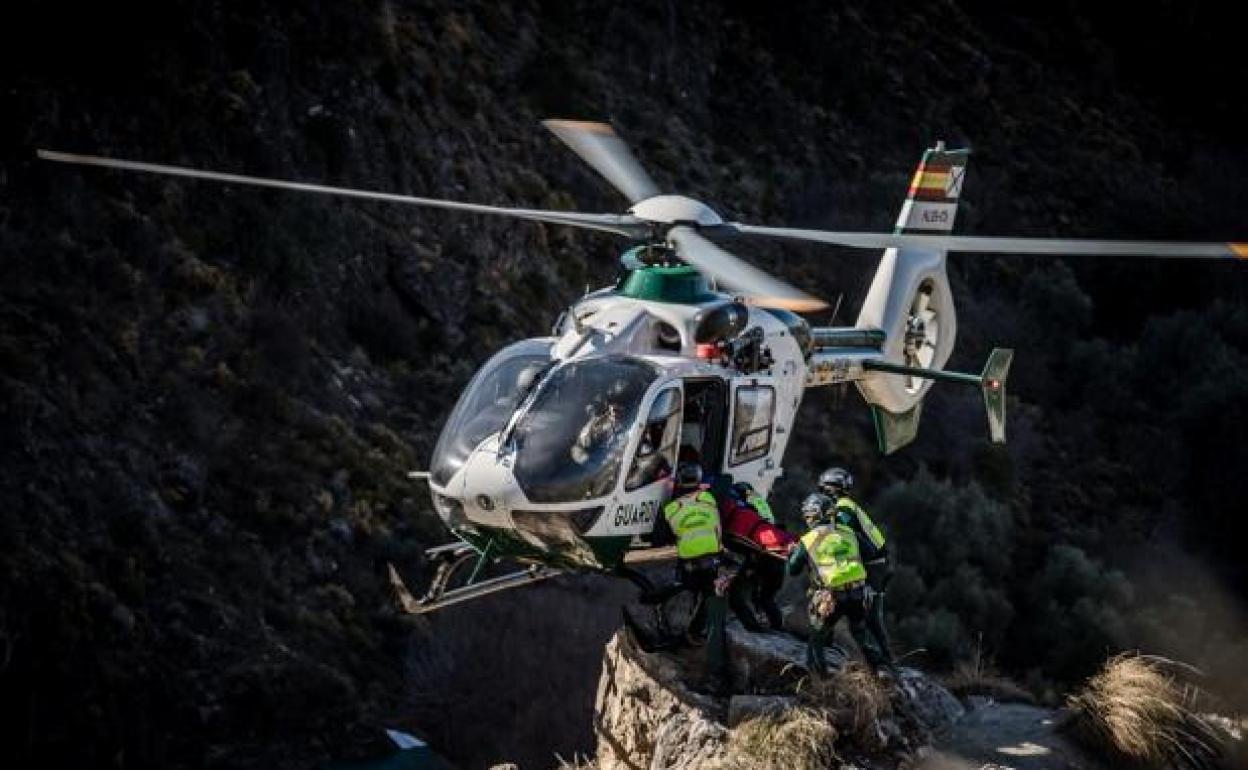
[[811, 588, 836, 620]]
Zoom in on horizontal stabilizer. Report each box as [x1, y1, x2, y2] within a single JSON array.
[[862, 346, 1013, 450]]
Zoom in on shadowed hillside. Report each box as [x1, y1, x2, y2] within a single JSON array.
[[2, 1, 1247, 767]]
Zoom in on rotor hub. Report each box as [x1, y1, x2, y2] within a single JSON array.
[[629, 195, 724, 227]]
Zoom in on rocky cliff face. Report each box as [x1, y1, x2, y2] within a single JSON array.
[[587, 619, 1144, 770], [591, 622, 973, 769]]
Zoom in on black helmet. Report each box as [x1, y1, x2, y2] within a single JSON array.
[[732, 481, 754, 499], [818, 467, 853, 496], [801, 492, 834, 526], [676, 462, 703, 488]]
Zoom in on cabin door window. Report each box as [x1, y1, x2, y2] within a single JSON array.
[[679, 378, 728, 472], [729, 385, 776, 466]]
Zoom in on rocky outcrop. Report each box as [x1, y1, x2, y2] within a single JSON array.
[[589, 622, 1132, 770], [591, 621, 967, 769], [594, 631, 729, 770]]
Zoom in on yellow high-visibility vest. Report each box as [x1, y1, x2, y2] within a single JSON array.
[[837, 496, 886, 550], [800, 523, 867, 589], [664, 490, 722, 560]]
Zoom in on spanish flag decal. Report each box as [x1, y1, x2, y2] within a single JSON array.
[[898, 145, 970, 233]]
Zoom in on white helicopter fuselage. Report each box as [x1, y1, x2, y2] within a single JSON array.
[[426, 280, 812, 570]]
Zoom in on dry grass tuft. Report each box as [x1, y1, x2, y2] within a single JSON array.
[[797, 662, 891, 748], [721, 706, 838, 770], [943, 659, 1036, 704], [1065, 653, 1234, 770], [554, 753, 597, 769]]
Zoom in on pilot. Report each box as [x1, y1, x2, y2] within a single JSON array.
[[572, 400, 622, 464], [513, 364, 540, 397], [819, 467, 895, 669], [787, 493, 884, 677], [632, 422, 672, 485], [652, 461, 736, 695]]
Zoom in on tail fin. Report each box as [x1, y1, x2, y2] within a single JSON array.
[[981, 348, 1013, 444], [895, 143, 970, 234], [854, 143, 969, 424]]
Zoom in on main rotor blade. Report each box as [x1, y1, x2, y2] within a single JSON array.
[[730, 223, 1248, 259], [542, 120, 662, 205], [37, 149, 650, 238], [667, 226, 828, 313]]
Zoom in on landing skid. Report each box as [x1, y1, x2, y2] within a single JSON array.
[[410, 540, 562, 615], [400, 540, 678, 638], [413, 563, 561, 614]]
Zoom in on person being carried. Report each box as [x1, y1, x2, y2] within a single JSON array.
[[721, 482, 792, 631], [818, 466, 895, 669], [787, 492, 887, 677], [649, 462, 738, 695]]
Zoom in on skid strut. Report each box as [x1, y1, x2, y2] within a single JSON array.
[[414, 564, 561, 614], [414, 539, 562, 614]]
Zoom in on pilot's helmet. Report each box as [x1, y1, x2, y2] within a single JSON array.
[[515, 366, 538, 394], [608, 378, 631, 398], [675, 462, 703, 488]]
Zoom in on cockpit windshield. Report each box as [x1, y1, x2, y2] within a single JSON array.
[[512, 356, 658, 503], [430, 339, 553, 487]]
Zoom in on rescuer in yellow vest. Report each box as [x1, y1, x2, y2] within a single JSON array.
[[656, 461, 736, 693], [819, 466, 895, 668], [787, 493, 884, 676]]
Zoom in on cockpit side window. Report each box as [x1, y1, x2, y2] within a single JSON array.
[[729, 385, 775, 466], [430, 339, 553, 486], [625, 386, 681, 491]]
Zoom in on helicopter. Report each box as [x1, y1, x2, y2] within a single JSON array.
[[39, 120, 1247, 613]]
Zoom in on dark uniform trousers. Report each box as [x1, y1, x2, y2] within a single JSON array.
[[807, 584, 882, 676], [652, 556, 729, 681], [863, 551, 895, 665]]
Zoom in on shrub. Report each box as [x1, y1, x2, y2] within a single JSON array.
[[1065, 653, 1235, 769], [722, 707, 838, 770], [872, 470, 1017, 668], [1024, 545, 1136, 682], [942, 659, 1036, 705], [797, 662, 891, 750]]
